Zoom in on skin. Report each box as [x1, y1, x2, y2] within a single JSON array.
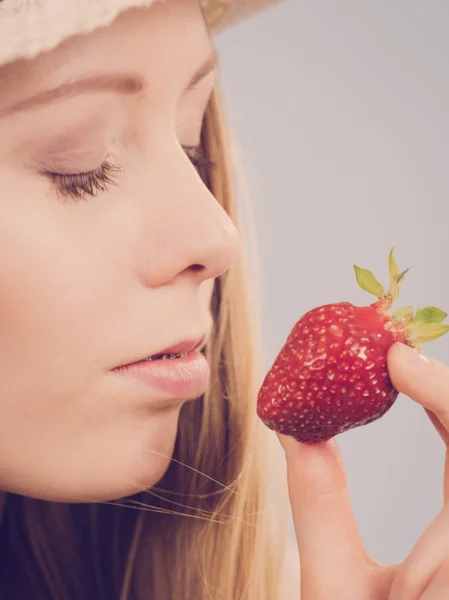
[[280, 342, 449, 599], [0, 0, 239, 504], [0, 1, 448, 597]]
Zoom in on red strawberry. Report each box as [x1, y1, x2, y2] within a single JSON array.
[[257, 249, 449, 444]]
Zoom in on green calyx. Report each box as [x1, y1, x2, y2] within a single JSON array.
[[353, 247, 449, 349]]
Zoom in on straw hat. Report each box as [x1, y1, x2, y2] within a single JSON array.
[[0, 0, 281, 67]]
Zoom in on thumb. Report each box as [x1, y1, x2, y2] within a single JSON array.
[[278, 433, 370, 595], [388, 343, 449, 434]]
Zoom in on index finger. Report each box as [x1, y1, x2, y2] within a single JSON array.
[[278, 433, 370, 596]]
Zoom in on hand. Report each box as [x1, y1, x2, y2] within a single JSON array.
[[278, 342, 449, 599]]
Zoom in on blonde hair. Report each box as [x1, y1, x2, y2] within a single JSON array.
[[0, 81, 287, 600]]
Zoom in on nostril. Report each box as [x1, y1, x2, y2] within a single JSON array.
[[190, 264, 206, 273]]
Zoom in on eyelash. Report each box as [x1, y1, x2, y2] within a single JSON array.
[[43, 145, 217, 202]]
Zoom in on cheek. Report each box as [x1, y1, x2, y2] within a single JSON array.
[[0, 167, 129, 386], [0, 167, 140, 454], [0, 205, 87, 385]]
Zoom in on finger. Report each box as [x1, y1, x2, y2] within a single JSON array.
[[277, 434, 369, 596], [387, 343, 449, 433], [387, 503, 449, 600], [445, 449, 449, 505], [420, 558, 449, 600], [423, 409, 449, 504], [424, 409, 449, 446]]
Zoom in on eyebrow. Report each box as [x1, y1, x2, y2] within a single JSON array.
[[1, 48, 218, 117]]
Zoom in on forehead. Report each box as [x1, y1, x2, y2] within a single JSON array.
[[0, 0, 213, 108]]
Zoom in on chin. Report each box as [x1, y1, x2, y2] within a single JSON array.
[[3, 409, 181, 504], [9, 447, 176, 504], [102, 446, 175, 503]]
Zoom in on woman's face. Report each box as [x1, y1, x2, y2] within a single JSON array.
[[0, 0, 239, 502]]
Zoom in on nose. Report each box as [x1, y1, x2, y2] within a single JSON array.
[[134, 150, 241, 288]]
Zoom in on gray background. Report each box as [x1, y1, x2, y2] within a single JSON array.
[[216, 1, 449, 565]]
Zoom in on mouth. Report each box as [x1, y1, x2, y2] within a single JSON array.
[[112, 335, 207, 370], [141, 351, 190, 362]]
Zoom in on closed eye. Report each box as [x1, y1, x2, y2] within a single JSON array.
[[42, 145, 216, 203], [43, 162, 122, 202]]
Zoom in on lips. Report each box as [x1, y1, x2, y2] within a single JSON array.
[[112, 334, 207, 370]]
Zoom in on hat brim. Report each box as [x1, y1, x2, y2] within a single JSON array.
[[0, 0, 282, 67]]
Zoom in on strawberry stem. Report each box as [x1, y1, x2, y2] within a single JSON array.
[[354, 248, 449, 349]]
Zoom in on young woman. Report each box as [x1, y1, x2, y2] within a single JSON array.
[[0, 0, 448, 598]]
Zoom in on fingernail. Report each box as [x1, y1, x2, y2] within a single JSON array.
[[394, 343, 431, 368]]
